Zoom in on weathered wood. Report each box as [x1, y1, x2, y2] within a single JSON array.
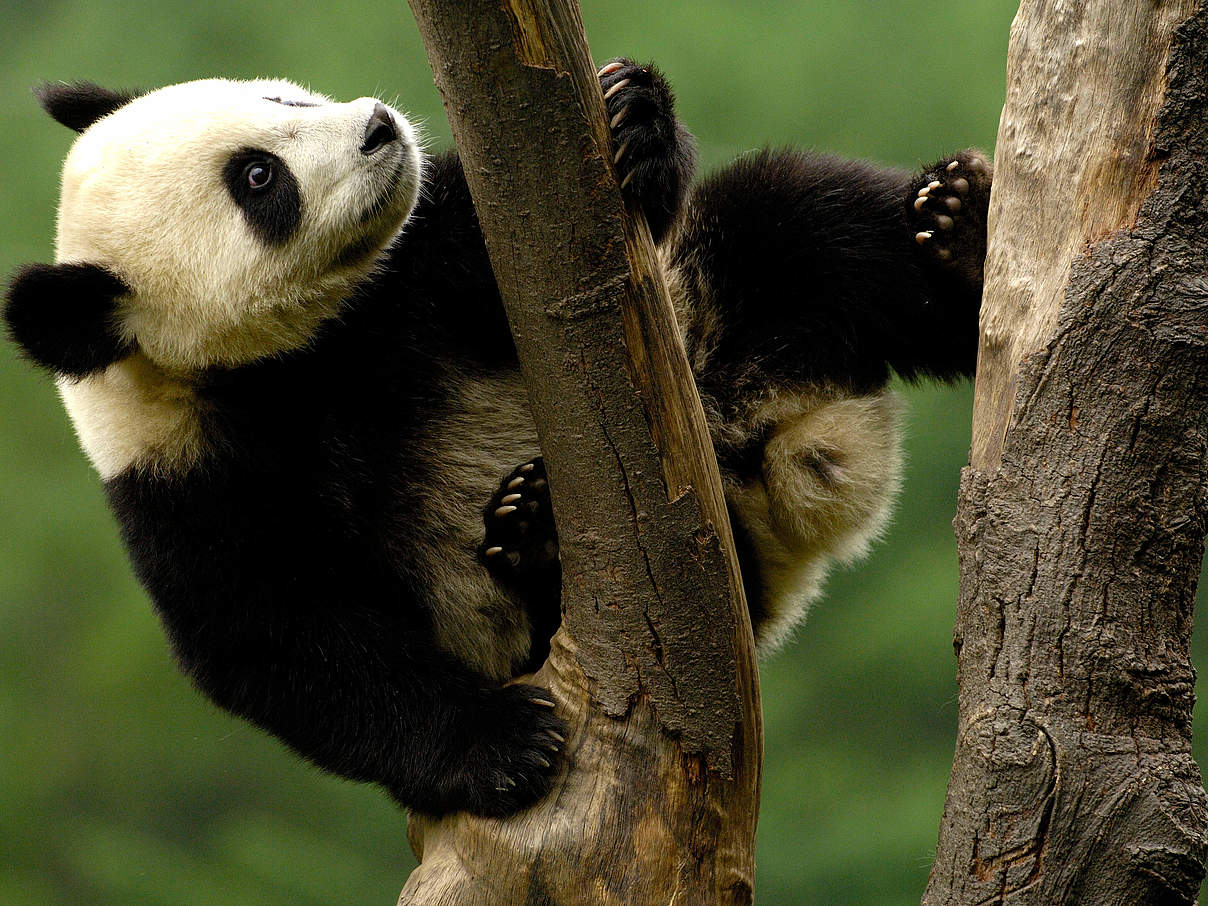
[[399, 2, 760, 903], [927, 2, 1208, 903]]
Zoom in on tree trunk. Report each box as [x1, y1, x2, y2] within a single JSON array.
[[926, 2, 1208, 903], [398, 2, 761, 904]]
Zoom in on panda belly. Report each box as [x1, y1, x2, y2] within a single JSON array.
[[404, 366, 543, 681]]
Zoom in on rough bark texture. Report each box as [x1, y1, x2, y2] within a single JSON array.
[[926, 3, 1208, 904], [399, 2, 761, 904]]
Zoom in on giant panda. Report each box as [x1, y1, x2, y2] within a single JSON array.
[[4, 61, 991, 818]]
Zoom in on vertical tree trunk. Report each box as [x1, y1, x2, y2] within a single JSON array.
[[399, 2, 761, 904], [926, 2, 1208, 903]]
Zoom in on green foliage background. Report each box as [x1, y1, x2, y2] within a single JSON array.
[[1, 1, 1204, 903]]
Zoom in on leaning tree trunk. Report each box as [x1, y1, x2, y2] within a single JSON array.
[[926, 3, 1208, 904], [398, 2, 761, 904]]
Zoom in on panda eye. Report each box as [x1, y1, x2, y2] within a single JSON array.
[[244, 161, 274, 191]]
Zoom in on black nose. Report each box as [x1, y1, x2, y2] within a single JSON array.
[[360, 103, 398, 155]]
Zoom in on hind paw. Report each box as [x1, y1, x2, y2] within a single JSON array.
[[908, 150, 992, 287]]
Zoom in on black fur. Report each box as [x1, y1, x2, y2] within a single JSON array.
[[7, 61, 990, 818], [480, 456, 561, 668], [35, 81, 140, 133], [4, 262, 134, 377], [222, 148, 304, 246]]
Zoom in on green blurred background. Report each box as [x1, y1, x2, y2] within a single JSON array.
[[2, 1, 1203, 904]]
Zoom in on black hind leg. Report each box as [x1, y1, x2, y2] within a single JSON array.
[[908, 149, 993, 292], [597, 58, 697, 242]]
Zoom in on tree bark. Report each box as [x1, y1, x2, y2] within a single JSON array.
[[399, 2, 761, 904], [926, 2, 1208, 903]]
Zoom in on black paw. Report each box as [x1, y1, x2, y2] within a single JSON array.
[[597, 57, 696, 242], [481, 457, 562, 666], [908, 149, 993, 289], [439, 685, 566, 818], [480, 456, 558, 585]]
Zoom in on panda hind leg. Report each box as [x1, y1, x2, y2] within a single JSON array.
[[909, 149, 993, 291]]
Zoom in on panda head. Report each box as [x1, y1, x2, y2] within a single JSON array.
[[5, 78, 422, 376]]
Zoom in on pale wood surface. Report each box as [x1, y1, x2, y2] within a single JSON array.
[[927, 4, 1208, 903]]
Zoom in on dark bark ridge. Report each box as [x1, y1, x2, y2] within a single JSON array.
[[926, 8, 1208, 904]]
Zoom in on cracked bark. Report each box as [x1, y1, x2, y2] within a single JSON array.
[[925, 3, 1208, 904], [398, 1, 760, 904]]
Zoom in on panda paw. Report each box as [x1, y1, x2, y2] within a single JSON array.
[[597, 57, 695, 241], [480, 456, 559, 585], [440, 684, 567, 818], [908, 150, 993, 289]]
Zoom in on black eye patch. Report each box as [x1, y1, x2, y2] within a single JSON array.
[[263, 96, 321, 108], [222, 148, 302, 245]]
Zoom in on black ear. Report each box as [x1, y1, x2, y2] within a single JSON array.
[[5, 262, 135, 378], [34, 81, 141, 133]]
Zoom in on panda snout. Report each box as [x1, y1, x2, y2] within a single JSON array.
[[360, 103, 398, 155]]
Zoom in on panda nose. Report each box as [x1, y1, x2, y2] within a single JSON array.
[[360, 103, 398, 155]]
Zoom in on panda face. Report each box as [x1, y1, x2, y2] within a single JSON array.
[[55, 78, 423, 370]]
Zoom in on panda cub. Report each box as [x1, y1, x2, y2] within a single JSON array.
[[5, 62, 991, 817]]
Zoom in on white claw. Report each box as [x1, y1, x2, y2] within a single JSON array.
[[947, 160, 960, 172], [927, 180, 942, 190], [915, 231, 933, 244], [914, 196, 928, 211], [935, 214, 954, 231], [613, 139, 629, 164], [603, 78, 630, 100], [596, 61, 625, 78], [945, 196, 962, 213], [619, 170, 635, 190], [520, 463, 536, 472], [507, 476, 525, 489], [918, 186, 930, 197], [610, 106, 629, 129], [501, 493, 522, 504], [548, 730, 565, 743], [495, 505, 518, 517], [536, 756, 551, 769], [485, 546, 503, 556], [532, 698, 556, 709]]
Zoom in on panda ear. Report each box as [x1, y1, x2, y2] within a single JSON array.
[[5, 262, 135, 378], [34, 81, 141, 133]]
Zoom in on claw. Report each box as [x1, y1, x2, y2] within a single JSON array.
[[548, 730, 565, 744], [946, 160, 960, 172], [502, 493, 522, 504], [507, 476, 525, 489], [596, 61, 625, 78], [609, 106, 629, 129], [603, 78, 630, 100], [536, 756, 551, 769], [619, 170, 634, 190], [532, 697, 557, 709], [927, 180, 942, 190], [915, 231, 933, 244], [913, 196, 928, 211], [495, 505, 518, 517], [613, 139, 629, 165], [918, 186, 930, 197], [520, 463, 535, 472], [485, 546, 503, 556]]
